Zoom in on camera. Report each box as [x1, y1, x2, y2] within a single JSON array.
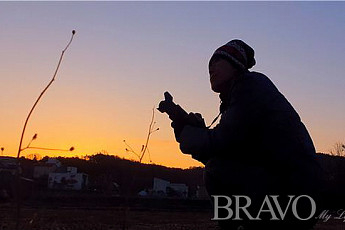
[[158, 92, 206, 128], [157, 92, 188, 123]]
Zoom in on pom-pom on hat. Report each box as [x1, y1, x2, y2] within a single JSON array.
[[210, 39, 256, 70]]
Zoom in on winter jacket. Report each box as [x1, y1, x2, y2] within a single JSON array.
[[178, 71, 322, 193]]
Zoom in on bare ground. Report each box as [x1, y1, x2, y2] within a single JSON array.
[[0, 205, 344, 230]]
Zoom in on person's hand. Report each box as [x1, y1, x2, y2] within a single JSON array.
[[171, 112, 206, 141], [186, 112, 206, 128]]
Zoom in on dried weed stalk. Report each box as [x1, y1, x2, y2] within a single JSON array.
[[124, 108, 159, 163], [15, 30, 76, 230]]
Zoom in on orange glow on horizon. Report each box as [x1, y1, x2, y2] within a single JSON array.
[[2, 137, 203, 169]]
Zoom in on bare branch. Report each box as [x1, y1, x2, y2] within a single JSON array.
[[124, 140, 141, 160], [139, 108, 157, 163], [147, 147, 152, 163], [16, 30, 76, 160], [15, 30, 76, 230], [330, 141, 345, 156], [123, 108, 159, 163], [20, 146, 74, 152]]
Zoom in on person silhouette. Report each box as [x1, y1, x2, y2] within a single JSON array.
[[159, 39, 323, 230]]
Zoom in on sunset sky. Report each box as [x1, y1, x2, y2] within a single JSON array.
[[1, 2, 344, 168]]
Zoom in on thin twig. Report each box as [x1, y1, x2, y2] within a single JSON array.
[[123, 140, 141, 159], [123, 108, 159, 163], [139, 108, 156, 162], [147, 147, 152, 163], [21, 146, 73, 152], [16, 31, 75, 160], [15, 30, 76, 230]]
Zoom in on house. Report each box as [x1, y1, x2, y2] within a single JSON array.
[[0, 157, 17, 198], [0, 156, 33, 199], [153, 177, 170, 195], [0, 156, 18, 175], [196, 185, 209, 200], [48, 166, 88, 190], [168, 183, 188, 198], [152, 177, 188, 198], [33, 158, 61, 179]]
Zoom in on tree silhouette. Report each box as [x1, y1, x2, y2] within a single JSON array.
[[330, 142, 345, 156]]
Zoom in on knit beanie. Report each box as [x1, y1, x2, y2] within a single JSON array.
[[210, 39, 256, 70]]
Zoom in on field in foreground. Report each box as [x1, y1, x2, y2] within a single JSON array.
[[0, 205, 345, 230]]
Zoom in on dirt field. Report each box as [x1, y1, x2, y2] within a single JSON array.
[[1, 205, 216, 230], [1, 205, 345, 230]]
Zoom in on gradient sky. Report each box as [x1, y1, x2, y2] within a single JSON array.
[[0, 2, 344, 168]]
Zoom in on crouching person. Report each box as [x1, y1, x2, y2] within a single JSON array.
[[159, 39, 323, 230]]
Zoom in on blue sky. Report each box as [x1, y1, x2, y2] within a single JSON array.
[[0, 2, 344, 167]]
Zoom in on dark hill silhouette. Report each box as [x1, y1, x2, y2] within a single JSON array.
[[53, 153, 345, 209], [4, 152, 344, 206], [41, 154, 205, 197]]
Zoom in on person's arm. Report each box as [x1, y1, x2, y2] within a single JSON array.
[[178, 79, 266, 163]]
